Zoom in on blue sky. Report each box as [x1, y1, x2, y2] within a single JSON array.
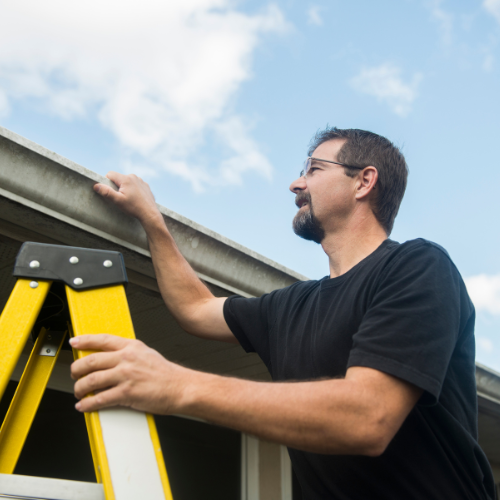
[[2, 0, 500, 369]]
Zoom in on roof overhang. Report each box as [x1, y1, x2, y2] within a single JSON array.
[[0, 125, 304, 385]]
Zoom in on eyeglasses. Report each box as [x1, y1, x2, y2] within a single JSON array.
[[300, 157, 365, 178]]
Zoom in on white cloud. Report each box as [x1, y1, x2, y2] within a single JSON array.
[[484, 0, 500, 24], [427, 0, 453, 46], [465, 273, 500, 315], [350, 64, 422, 117], [0, 1, 288, 191], [477, 336, 494, 353], [307, 6, 323, 26]]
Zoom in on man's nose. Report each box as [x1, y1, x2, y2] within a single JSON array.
[[289, 175, 307, 194]]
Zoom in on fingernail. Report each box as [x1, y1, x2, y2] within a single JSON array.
[[69, 338, 79, 346], [94, 184, 101, 193], [75, 402, 82, 411]]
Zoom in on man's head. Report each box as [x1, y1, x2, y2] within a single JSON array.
[[291, 127, 408, 242]]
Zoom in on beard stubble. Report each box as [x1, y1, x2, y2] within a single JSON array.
[[292, 192, 325, 244]]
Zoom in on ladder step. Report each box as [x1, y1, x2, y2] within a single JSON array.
[[0, 473, 104, 500]]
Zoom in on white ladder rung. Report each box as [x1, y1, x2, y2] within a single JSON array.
[[0, 473, 104, 500]]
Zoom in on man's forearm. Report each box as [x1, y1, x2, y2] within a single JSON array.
[[71, 337, 422, 454], [179, 370, 390, 456], [140, 215, 218, 333]]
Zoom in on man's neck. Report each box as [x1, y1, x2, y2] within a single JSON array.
[[322, 219, 388, 279]]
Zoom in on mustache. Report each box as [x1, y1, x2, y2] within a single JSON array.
[[295, 192, 311, 209]]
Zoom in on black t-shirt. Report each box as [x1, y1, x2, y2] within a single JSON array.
[[223, 239, 496, 500]]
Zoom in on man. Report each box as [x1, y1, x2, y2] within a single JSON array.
[[70, 128, 495, 499]]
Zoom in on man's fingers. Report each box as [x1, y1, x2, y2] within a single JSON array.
[[76, 387, 127, 413], [105, 171, 127, 186], [71, 350, 122, 380], [93, 183, 122, 204], [70, 334, 130, 352], [74, 367, 123, 399]]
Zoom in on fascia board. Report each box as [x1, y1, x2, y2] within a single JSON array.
[[476, 363, 500, 416]]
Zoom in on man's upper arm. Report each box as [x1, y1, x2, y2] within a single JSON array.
[[345, 366, 423, 452], [187, 297, 239, 344], [188, 289, 277, 347]]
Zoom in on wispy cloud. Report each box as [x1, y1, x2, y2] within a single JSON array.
[[350, 64, 422, 117], [307, 6, 323, 26], [465, 273, 500, 315], [427, 0, 453, 46], [484, 0, 500, 24], [0, 1, 288, 192]]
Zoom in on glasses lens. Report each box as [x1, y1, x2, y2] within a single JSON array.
[[302, 158, 311, 178]]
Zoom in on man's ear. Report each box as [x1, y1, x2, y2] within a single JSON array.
[[355, 167, 378, 201]]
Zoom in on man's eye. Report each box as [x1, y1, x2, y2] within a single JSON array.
[[309, 167, 318, 173]]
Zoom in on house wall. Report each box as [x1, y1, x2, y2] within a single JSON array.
[[241, 434, 291, 500], [259, 440, 282, 500]]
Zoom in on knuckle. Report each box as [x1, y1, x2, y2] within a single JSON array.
[[102, 335, 114, 348], [131, 339, 145, 353], [87, 372, 99, 388], [75, 382, 85, 399], [123, 348, 137, 362], [122, 382, 133, 399], [117, 364, 127, 378], [117, 364, 131, 382]]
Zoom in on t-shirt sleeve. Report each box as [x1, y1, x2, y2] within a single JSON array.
[[347, 242, 470, 405], [223, 289, 283, 366]]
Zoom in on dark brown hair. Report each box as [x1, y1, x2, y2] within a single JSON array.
[[308, 127, 408, 235]]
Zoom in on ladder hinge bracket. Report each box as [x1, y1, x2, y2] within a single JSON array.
[[13, 242, 128, 290]]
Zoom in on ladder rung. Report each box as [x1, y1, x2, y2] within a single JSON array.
[[0, 473, 104, 500]]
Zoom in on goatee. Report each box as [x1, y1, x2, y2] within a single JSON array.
[[292, 193, 325, 244]]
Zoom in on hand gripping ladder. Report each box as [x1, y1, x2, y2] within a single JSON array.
[[0, 242, 173, 500]]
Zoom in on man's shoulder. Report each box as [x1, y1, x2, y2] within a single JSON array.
[[399, 238, 449, 255], [389, 238, 454, 265], [271, 277, 324, 298], [380, 238, 464, 287]]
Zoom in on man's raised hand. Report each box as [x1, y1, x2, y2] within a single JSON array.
[[94, 172, 162, 227]]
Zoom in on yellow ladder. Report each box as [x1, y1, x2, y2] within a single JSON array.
[[0, 242, 173, 500]]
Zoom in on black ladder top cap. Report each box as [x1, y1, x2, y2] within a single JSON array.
[[14, 242, 128, 290]]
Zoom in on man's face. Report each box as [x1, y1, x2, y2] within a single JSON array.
[[290, 139, 358, 243]]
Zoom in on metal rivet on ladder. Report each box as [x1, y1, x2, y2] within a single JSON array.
[[46, 349, 51, 354], [29, 260, 40, 269], [69, 256, 79, 264], [29, 281, 39, 289], [73, 278, 83, 286], [103, 260, 113, 268]]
